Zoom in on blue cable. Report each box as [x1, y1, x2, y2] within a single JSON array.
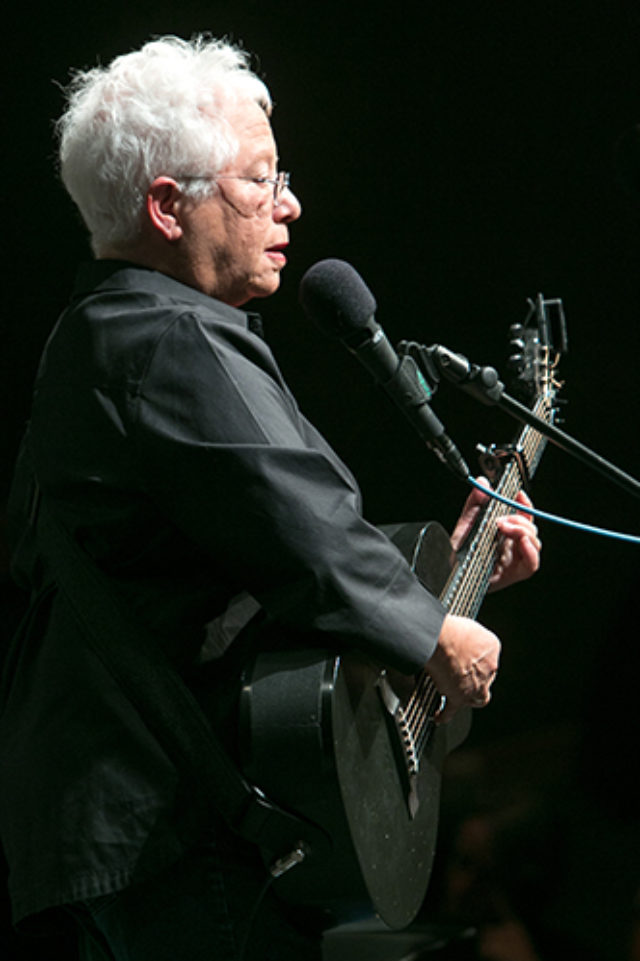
[[467, 476, 640, 545]]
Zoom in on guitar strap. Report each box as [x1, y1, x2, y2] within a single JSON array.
[[24, 438, 316, 868]]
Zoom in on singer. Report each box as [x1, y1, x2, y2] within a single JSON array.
[[0, 35, 540, 961]]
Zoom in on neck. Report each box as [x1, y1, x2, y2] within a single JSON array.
[[99, 239, 206, 295]]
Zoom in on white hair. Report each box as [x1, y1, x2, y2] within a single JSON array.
[[56, 35, 272, 255]]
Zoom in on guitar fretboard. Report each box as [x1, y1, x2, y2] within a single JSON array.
[[443, 392, 553, 619], [404, 390, 556, 759]]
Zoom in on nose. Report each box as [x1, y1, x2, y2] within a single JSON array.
[[274, 186, 302, 223]]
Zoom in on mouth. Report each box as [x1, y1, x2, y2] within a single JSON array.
[[266, 242, 289, 265]]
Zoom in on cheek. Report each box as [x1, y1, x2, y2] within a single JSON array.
[[243, 221, 273, 264]]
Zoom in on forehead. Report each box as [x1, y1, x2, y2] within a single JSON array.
[[226, 99, 277, 162]]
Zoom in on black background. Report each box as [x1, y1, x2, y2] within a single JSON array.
[[2, 2, 640, 959]]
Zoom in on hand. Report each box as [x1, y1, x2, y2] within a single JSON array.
[[451, 477, 541, 593], [426, 613, 501, 723]]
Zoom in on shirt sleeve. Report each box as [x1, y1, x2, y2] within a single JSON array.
[[129, 309, 446, 674]]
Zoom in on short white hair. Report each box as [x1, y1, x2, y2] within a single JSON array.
[[56, 35, 272, 255]]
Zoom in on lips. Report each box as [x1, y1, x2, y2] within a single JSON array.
[[266, 242, 289, 265]]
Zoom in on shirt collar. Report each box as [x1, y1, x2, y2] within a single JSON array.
[[72, 260, 264, 336]]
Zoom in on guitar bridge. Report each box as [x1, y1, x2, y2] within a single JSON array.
[[377, 672, 434, 820]]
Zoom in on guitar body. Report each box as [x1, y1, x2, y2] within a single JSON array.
[[239, 523, 471, 928]]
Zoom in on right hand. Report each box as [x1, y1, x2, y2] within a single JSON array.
[[426, 613, 501, 724]]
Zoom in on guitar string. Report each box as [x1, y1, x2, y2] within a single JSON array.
[[454, 393, 551, 617], [444, 394, 549, 619], [407, 438, 542, 753], [438, 408, 545, 623], [408, 453, 523, 723], [409, 444, 531, 753], [405, 394, 553, 755], [409, 470, 516, 753]]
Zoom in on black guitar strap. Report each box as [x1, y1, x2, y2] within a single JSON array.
[[29, 462, 317, 871]]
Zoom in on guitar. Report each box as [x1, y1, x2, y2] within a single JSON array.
[[239, 296, 566, 928]]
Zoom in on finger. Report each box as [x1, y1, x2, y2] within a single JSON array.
[[436, 687, 492, 722], [471, 690, 492, 708], [501, 523, 542, 560], [519, 534, 541, 572], [513, 489, 536, 516], [461, 477, 491, 513], [497, 516, 541, 548], [473, 475, 492, 500], [498, 539, 515, 570], [497, 511, 537, 532], [451, 478, 492, 550]]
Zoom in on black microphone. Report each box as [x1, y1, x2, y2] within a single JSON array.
[[299, 259, 469, 480]]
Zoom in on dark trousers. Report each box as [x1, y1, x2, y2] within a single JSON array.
[[70, 830, 326, 961]]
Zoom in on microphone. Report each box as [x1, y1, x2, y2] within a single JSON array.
[[299, 258, 469, 480]]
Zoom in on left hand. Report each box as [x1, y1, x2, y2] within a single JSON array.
[[451, 477, 541, 592]]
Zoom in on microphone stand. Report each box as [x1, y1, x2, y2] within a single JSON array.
[[403, 342, 640, 499]]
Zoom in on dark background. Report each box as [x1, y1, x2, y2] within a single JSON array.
[[3, 2, 639, 959]]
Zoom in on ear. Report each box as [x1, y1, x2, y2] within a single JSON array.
[[146, 177, 184, 241]]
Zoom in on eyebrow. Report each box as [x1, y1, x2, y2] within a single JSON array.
[[253, 148, 279, 163], [245, 152, 279, 173]]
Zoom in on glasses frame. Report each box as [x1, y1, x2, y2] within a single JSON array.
[[177, 171, 291, 207], [216, 171, 291, 206]]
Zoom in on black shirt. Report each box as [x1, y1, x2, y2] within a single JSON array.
[[0, 261, 445, 926]]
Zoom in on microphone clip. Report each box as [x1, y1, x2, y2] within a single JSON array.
[[398, 341, 505, 407]]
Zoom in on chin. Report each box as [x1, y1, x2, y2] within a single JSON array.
[[249, 276, 282, 302], [227, 271, 282, 307]]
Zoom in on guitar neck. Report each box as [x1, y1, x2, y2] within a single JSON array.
[[441, 392, 554, 620]]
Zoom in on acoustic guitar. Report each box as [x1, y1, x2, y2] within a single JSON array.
[[239, 297, 565, 928]]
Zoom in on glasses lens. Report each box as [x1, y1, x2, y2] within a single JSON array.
[[274, 172, 290, 204]]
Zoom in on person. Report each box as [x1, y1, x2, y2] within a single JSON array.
[[0, 34, 541, 961]]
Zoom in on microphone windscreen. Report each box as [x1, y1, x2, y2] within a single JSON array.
[[299, 259, 377, 339]]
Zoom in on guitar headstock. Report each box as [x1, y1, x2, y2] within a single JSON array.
[[476, 294, 568, 486], [507, 293, 568, 406]]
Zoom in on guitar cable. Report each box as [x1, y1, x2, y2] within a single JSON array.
[[237, 874, 276, 961], [467, 475, 640, 545]]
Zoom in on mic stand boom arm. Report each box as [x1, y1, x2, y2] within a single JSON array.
[[406, 342, 640, 499]]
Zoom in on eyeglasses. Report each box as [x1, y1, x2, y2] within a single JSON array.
[[216, 171, 291, 206], [178, 171, 291, 207]]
